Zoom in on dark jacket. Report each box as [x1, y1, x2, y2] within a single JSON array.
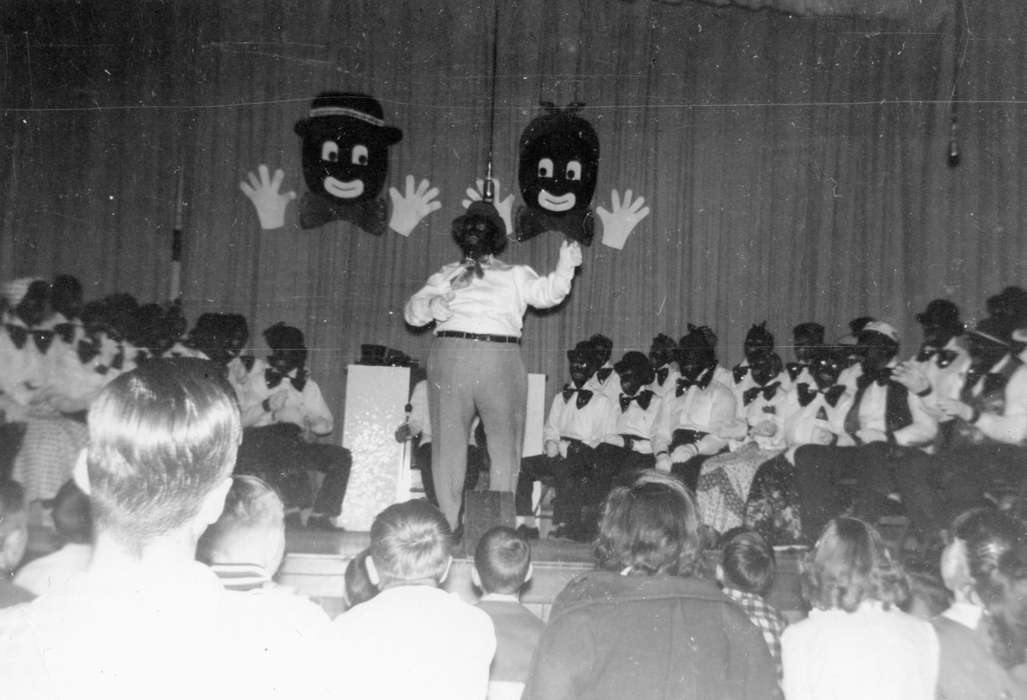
[[522, 570, 778, 700]]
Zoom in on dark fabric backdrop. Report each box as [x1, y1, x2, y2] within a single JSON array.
[[1, 0, 1024, 433]]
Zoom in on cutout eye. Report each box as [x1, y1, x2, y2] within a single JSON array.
[[537, 158, 554, 178], [321, 141, 339, 162], [351, 144, 369, 165], [565, 160, 582, 181]]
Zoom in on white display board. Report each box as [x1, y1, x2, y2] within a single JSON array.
[[522, 373, 546, 458], [339, 365, 411, 531]]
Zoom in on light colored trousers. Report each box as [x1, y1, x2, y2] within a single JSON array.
[[428, 336, 527, 529]]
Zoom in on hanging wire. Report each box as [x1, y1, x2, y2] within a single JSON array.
[[948, 0, 966, 168], [484, 1, 500, 202]]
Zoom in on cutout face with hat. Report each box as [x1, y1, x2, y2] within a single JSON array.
[[295, 92, 402, 206]]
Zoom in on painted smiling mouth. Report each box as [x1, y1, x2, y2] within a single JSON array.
[[323, 177, 365, 199], [538, 190, 576, 212]]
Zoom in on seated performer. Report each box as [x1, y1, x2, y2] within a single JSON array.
[[730, 322, 785, 406], [235, 322, 351, 530], [646, 333, 680, 399], [929, 317, 1027, 523], [792, 321, 938, 544], [893, 299, 971, 436], [654, 324, 736, 491], [584, 333, 620, 400], [404, 201, 582, 532], [744, 347, 854, 545], [696, 351, 789, 537], [594, 351, 662, 499], [515, 341, 612, 541], [785, 322, 825, 385]]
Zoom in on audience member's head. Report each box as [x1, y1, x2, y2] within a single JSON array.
[[595, 470, 701, 577], [473, 526, 533, 596], [948, 507, 1027, 669], [367, 500, 452, 589], [0, 480, 28, 574], [900, 555, 952, 619], [50, 479, 92, 546], [344, 548, 379, 609], [802, 517, 909, 613], [720, 528, 777, 599], [196, 475, 286, 575], [80, 358, 240, 553]]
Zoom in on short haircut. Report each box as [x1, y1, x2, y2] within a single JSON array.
[[51, 479, 92, 545], [474, 526, 532, 594], [899, 555, 952, 619], [0, 480, 27, 538], [369, 500, 451, 587], [595, 470, 701, 577], [721, 528, 777, 598], [86, 358, 241, 549], [344, 549, 379, 608], [196, 474, 283, 563], [801, 517, 909, 613]]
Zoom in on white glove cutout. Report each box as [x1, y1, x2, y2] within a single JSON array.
[[240, 165, 297, 230], [461, 178, 514, 237], [389, 175, 441, 236], [598, 189, 651, 250]]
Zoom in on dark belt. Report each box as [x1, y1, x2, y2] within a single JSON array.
[[621, 434, 650, 452], [670, 428, 708, 450], [436, 330, 520, 344]]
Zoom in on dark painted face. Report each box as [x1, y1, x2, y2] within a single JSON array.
[[518, 112, 599, 216], [679, 347, 712, 380], [860, 336, 897, 374], [269, 347, 305, 375], [299, 121, 391, 204], [794, 332, 821, 363], [921, 323, 955, 349], [751, 354, 781, 386], [567, 350, 599, 387], [619, 370, 645, 397], [811, 356, 843, 388], [649, 341, 675, 369]]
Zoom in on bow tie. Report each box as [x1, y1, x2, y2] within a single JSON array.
[[797, 383, 847, 407], [5, 324, 27, 349], [732, 364, 749, 384], [298, 191, 388, 235], [676, 373, 712, 396], [30, 329, 55, 353], [562, 381, 595, 408], [77, 338, 101, 365], [266, 367, 307, 392], [595, 367, 614, 384], [743, 381, 781, 406], [786, 362, 808, 381], [655, 366, 671, 385], [857, 368, 893, 389], [53, 322, 77, 344], [239, 355, 256, 372], [561, 385, 594, 409], [915, 346, 960, 368], [619, 390, 654, 412]]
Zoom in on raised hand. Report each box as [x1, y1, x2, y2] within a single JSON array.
[[429, 292, 456, 322], [558, 240, 583, 270], [239, 165, 297, 230], [597, 189, 651, 250], [389, 175, 441, 236], [461, 177, 514, 236]]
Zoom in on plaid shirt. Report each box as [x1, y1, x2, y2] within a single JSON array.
[[722, 586, 788, 681]]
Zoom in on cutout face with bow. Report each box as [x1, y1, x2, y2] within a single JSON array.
[[516, 103, 599, 245]]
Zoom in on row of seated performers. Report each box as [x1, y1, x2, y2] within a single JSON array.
[[0, 275, 349, 530], [510, 288, 1027, 548]]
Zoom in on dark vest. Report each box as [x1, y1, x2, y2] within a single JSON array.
[[843, 376, 913, 437]]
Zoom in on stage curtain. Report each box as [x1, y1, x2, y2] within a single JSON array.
[[1, 0, 1024, 430]]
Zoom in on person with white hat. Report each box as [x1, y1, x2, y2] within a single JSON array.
[[791, 320, 939, 543]]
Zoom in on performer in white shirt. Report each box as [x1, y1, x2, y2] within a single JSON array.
[[404, 201, 582, 532], [514, 342, 612, 541], [784, 322, 825, 387], [235, 322, 350, 530], [646, 333, 680, 399], [792, 321, 938, 543], [583, 333, 621, 401]]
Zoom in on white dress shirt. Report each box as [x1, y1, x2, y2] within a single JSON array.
[[905, 337, 972, 423], [653, 372, 737, 456], [404, 258, 575, 336], [237, 357, 333, 435], [585, 363, 621, 401], [781, 383, 855, 461], [852, 362, 938, 448], [782, 601, 939, 700], [543, 388, 615, 454], [738, 378, 789, 450], [603, 391, 663, 453], [647, 364, 681, 399]]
